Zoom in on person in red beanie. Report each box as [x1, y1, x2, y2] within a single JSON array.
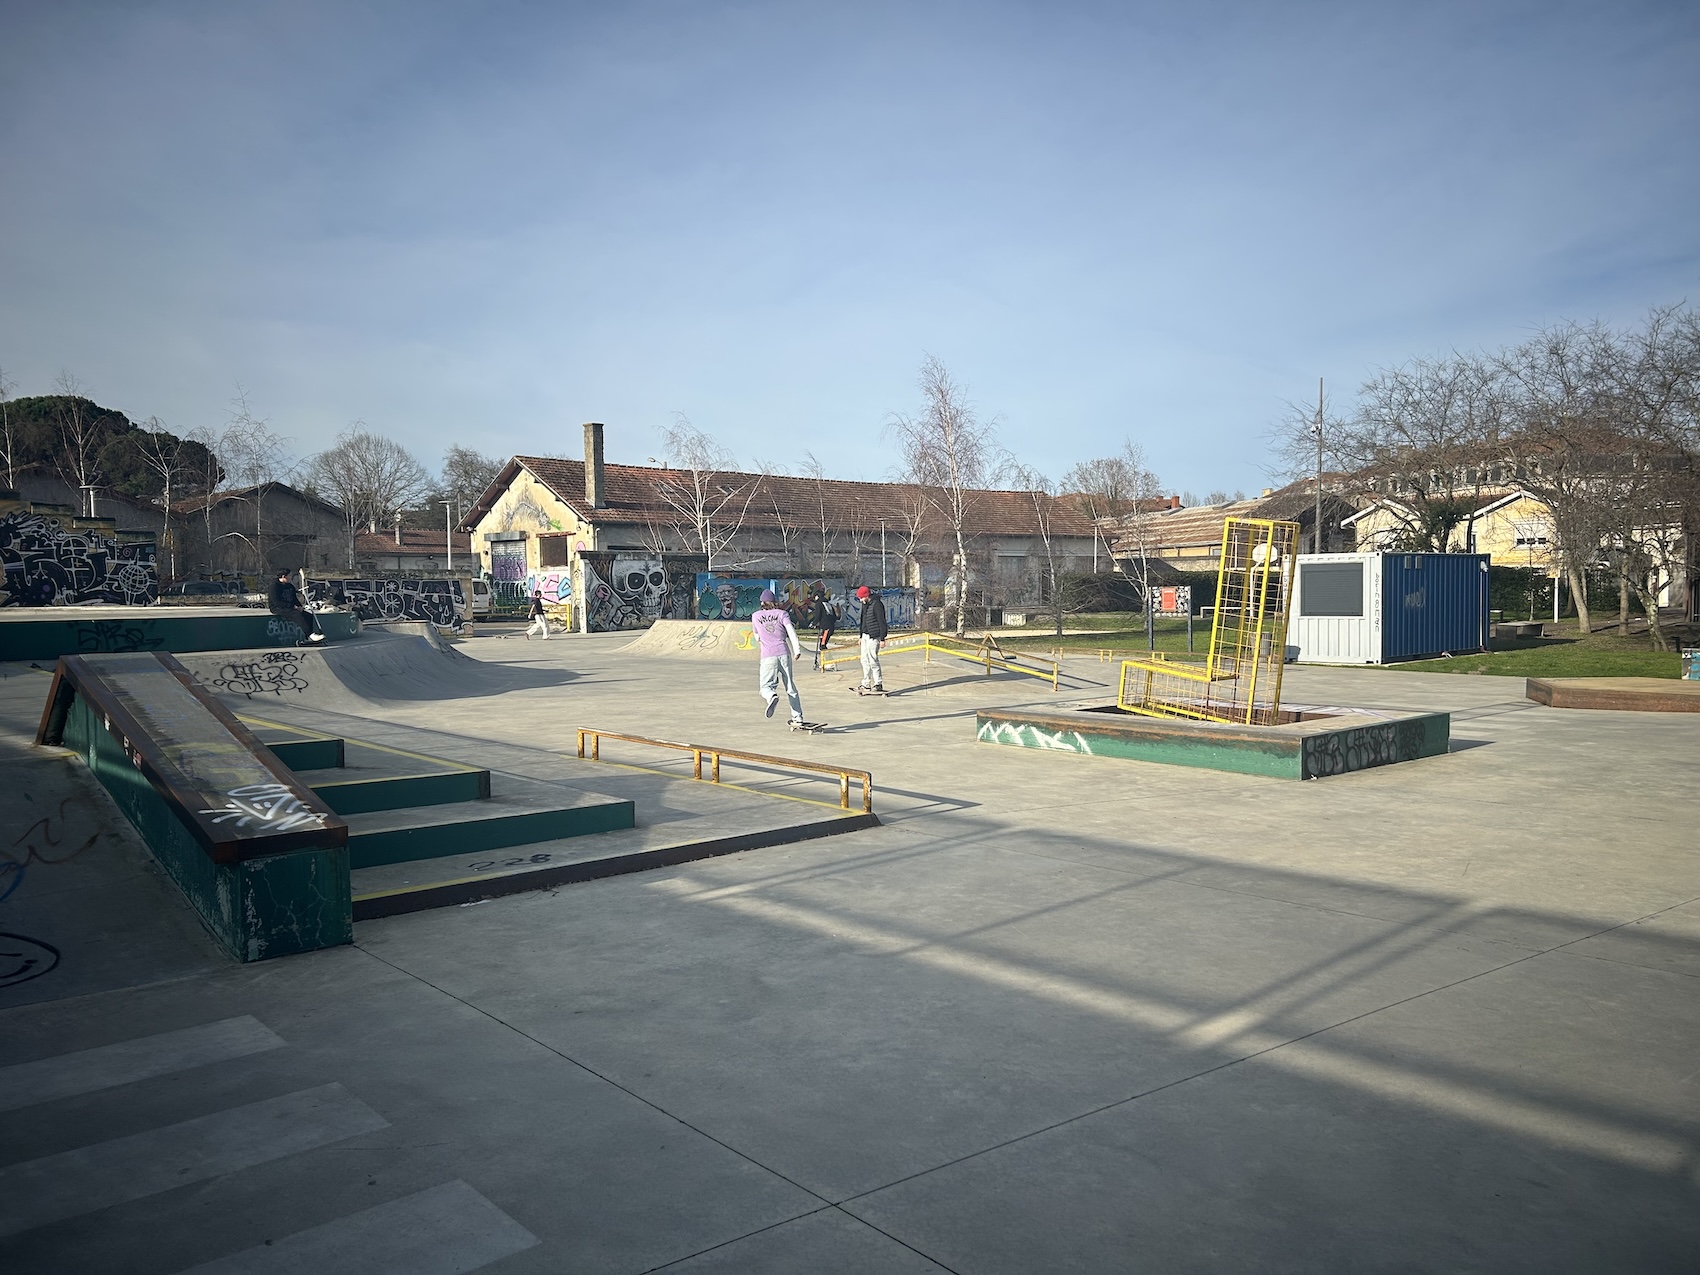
[[855, 585, 886, 694]]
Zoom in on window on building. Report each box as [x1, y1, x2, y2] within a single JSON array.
[[539, 535, 571, 567], [1299, 562, 1364, 617]]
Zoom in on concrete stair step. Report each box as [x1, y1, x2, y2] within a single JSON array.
[[342, 773, 635, 869]]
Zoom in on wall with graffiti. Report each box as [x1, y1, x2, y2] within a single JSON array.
[[526, 570, 573, 606], [694, 575, 916, 630], [0, 506, 158, 607], [304, 577, 467, 628], [580, 554, 675, 631]]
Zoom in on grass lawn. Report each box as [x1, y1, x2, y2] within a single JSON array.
[[1383, 632, 1685, 679]]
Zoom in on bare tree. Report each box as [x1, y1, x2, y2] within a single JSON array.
[[1094, 442, 1165, 636], [439, 444, 504, 510], [52, 372, 107, 513], [1063, 443, 1157, 571], [0, 364, 17, 489], [217, 388, 294, 574], [656, 415, 751, 571], [754, 460, 803, 572], [125, 418, 192, 576], [1010, 464, 1065, 636], [887, 356, 1001, 635], [306, 425, 433, 567], [800, 451, 839, 574]]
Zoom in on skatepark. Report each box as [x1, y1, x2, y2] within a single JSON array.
[[2, 612, 1697, 1271]]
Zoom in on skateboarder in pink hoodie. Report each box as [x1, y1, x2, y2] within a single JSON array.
[[752, 588, 808, 727]]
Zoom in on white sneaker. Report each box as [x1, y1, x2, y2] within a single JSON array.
[[308, 632, 326, 643]]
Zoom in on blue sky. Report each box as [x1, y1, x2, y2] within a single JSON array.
[[3, 1, 1697, 497]]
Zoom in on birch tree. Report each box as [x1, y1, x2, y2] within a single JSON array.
[[887, 356, 1000, 635], [656, 415, 750, 571]]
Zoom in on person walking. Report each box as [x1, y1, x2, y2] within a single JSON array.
[[268, 569, 324, 646], [752, 588, 806, 726], [856, 584, 886, 694], [810, 587, 838, 670], [525, 590, 549, 640]]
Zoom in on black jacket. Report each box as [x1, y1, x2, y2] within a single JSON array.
[[858, 593, 888, 640], [268, 577, 301, 613], [529, 595, 545, 618], [811, 597, 837, 630]]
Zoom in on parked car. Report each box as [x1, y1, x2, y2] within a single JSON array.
[[470, 578, 492, 618]]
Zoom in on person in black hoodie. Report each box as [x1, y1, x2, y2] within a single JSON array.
[[856, 585, 886, 694], [268, 569, 324, 646], [809, 587, 838, 670]]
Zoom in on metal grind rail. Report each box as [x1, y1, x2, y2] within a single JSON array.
[[576, 728, 874, 814], [820, 633, 1060, 691]]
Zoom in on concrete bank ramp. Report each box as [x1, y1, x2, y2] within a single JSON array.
[[622, 619, 759, 660], [177, 629, 572, 710]]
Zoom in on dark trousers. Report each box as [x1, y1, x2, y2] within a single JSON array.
[[272, 607, 318, 641]]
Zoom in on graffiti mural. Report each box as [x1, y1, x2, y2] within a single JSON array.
[[1301, 717, 1436, 779], [0, 510, 158, 607], [489, 540, 527, 583], [583, 556, 668, 631], [304, 578, 466, 628], [526, 570, 573, 606], [694, 576, 917, 630]]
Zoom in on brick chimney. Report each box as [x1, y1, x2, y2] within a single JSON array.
[[583, 422, 605, 508]]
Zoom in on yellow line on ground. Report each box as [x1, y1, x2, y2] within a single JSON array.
[[236, 714, 483, 772]]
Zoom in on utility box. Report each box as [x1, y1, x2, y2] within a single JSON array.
[[1290, 553, 1490, 665]]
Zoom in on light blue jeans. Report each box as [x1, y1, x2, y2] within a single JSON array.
[[760, 654, 803, 721]]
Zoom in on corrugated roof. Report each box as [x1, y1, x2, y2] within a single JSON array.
[[464, 456, 1096, 540]]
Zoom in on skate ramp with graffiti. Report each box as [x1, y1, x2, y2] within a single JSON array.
[[176, 628, 573, 710], [620, 619, 760, 660]]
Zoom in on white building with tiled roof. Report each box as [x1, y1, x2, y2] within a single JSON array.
[[459, 424, 1099, 624]]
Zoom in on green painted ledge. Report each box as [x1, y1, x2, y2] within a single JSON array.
[[976, 705, 1450, 780]]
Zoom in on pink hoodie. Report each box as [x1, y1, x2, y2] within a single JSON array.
[[751, 606, 800, 659]]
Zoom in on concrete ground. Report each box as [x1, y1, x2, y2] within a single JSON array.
[[1, 633, 1697, 1272]]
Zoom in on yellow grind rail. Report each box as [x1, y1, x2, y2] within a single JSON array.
[[820, 632, 1060, 691], [575, 727, 873, 814], [1117, 516, 1300, 726]]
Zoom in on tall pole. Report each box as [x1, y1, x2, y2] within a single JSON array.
[[1313, 377, 1325, 554], [444, 499, 453, 573]]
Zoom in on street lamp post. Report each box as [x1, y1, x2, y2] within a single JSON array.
[[1311, 377, 1325, 554], [443, 500, 454, 573]]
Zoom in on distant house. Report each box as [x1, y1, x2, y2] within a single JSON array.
[[1104, 482, 1358, 576], [1343, 489, 1558, 569], [350, 529, 470, 576], [459, 424, 1098, 626], [173, 483, 348, 579]]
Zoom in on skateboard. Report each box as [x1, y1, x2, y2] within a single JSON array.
[[790, 720, 830, 733], [852, 686, 889, 696]]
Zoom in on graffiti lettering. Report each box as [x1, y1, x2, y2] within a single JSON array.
[[74, 620, 164, 653], [0, 510, 157, 607], [209, 658, 309, 699], [976, 720, 1095, 754], [198, 783, 325, 832], [304, 578, 464, 628]]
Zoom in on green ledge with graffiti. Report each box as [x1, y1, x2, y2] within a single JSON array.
[[975, 704, 1451, 780], [0, 606, 360, 662]]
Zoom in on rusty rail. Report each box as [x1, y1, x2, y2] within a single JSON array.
[[575, 728, 873, 813]]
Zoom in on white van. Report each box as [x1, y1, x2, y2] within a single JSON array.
[[470, 578, 492, 619]]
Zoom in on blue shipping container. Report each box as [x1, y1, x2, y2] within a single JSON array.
[[1379, 553, 1491, 663]]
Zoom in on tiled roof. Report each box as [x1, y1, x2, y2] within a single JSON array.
[[353, 529, 463, 555], [465, 456, 1096, 540], [1105, 480, 1360, 554]]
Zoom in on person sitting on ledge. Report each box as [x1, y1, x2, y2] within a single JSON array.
[[269, 569, 325, 646]]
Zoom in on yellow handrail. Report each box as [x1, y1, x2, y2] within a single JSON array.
[[821, 633, 1059, 691], [575, 728, 873, 814]]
